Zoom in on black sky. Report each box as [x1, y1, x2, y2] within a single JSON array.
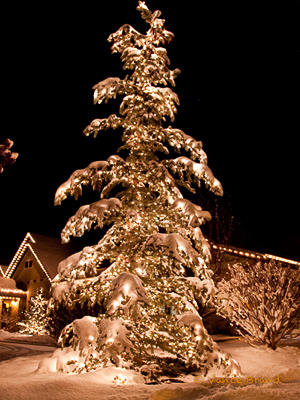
[[1, 1, 299, 263]]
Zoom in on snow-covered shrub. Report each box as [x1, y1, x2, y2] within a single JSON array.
[[216, 261, 300, 349], [0, 314, 19, 332]]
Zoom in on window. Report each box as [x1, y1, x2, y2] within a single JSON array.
[[25, 260, 33, 268]]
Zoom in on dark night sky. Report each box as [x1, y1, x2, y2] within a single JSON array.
[[1, 1, 299, 263]]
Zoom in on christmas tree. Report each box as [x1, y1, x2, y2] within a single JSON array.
[[18, 288, 50, 335], [44, 2, 240, 380]]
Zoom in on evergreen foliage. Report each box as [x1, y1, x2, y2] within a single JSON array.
[[46, 1, 240, 380]]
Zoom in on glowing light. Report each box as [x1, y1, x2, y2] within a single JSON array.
[[123, 283, 130, 295], [211, 243, 300, 267]]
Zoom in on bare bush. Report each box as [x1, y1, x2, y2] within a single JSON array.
[[0, 315, 19, 332], [216, 261, 300, 349]]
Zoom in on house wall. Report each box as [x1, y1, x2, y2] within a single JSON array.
[[11, 249, 51, 310]]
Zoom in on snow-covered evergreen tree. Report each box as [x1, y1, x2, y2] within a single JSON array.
[[18, 288, 50, 335], [44, 2, 240, 380]]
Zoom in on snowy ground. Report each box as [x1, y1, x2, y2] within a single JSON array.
[[0, 331, 300, 400]]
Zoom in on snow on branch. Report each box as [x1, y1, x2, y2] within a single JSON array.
[[163, 127, 208, 163], [92, 77, 125, 105], [146, 87, 179, 122], [59, 316, 98, 353], [61, 198, 122, 243], [137, 1, 174, 44], [98, 318, 133, 366], [177, 312, 241, 375], [163, 156, 223, 196], [171, 198, 211, 227], [83, 114, 123, 138], [119, 86, 179, 122], [106, 272, 149, 318], [55, 160, 108, 205], [108, 24, 145, 54], [142, 232, 201, 274]]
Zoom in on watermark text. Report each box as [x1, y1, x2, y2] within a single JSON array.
[[194, 374, 281, 385]]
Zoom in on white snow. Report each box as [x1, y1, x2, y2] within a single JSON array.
[[170, 156, 223, 196], [106, 272, 149, 317], [171, 198, 211, 226], [61, 197, 122, 241], [186, 277, 215, 297], [0, 277, 18, 290], [1, 333, 299, 399], [142, 232, 200, 266], [54, 160, 108, 206], [69, 316, 98, 351], [92, 77, 121, 105], [98, 318, 133, 366]]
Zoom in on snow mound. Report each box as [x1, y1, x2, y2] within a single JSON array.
[[0, 329, 30, 340], [91, 366, 145, 384], [279, 367, 300, 383]]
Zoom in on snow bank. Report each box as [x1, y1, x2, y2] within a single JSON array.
[[1, 338, 300, 399], [0, 329, 27, 340]]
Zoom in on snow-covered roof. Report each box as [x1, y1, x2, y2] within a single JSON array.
[[0, 276, 26, 296], [0, 277, 17, 290], [5, 232, 79, 282], [0, 265, 8, 277], [211, 243, 300, 267]]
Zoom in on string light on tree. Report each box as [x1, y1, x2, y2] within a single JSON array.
[[42, 1, 241, 381]]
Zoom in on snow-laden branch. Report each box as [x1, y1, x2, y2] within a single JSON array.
[[108, 24, 145, 54], [83, 114, 123, 138], [54, 160, 108, 205], [142, 232, 202, 273], [163, 127, 208, 163], [171, 198, 211, 227], [137, 1, 174, 44], [92, 77, 125, 105], [98, 318, 133, 367], [163, 156, 223, 196], [55, 155, 126, 206], [106, 272, 149, 318], [119, 86, 179, 122], [61, 198, 122, 243]]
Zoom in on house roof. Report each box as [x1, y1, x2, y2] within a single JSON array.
[[211, 243, 300, 267], [5, 232, 79, 281], [0, 276, 27, 297], [0, 277, 17, 290], [0, 265, 8, 277]]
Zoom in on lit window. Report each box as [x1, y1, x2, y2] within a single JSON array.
[[25, 260, 33, 268]]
